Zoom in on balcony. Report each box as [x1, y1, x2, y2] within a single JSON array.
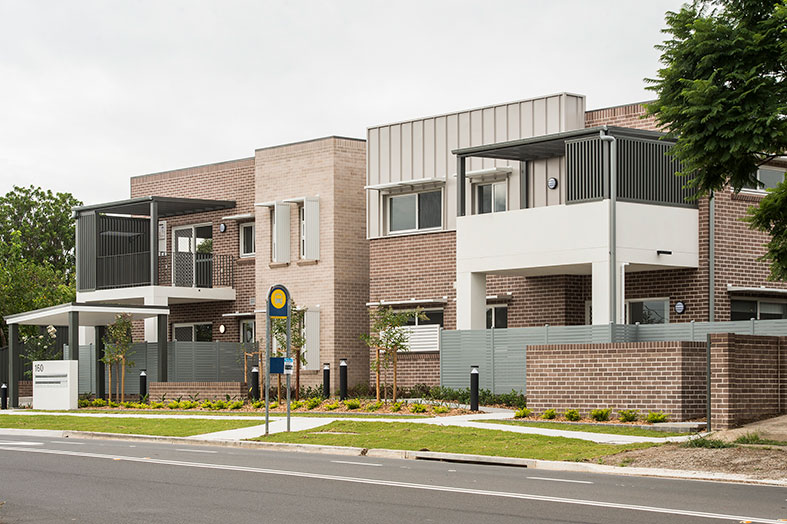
[[93, 251, 236, 290]]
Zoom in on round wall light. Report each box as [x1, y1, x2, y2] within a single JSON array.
[[219, 223, 227, 233], [219, 324, 226, 334], [547, 177, 558, 190], [674, 301, 686, 315]]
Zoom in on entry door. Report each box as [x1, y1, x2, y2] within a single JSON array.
[[173, 227, 194, 287]]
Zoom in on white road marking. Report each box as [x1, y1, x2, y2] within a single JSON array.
[[330, 460, 382, 467], [0, 440, 43, 446], [175, 448, 218, 454], [527, 476, 593, 485], [0, 446, 781, 524], [57, 441, 85, 445]]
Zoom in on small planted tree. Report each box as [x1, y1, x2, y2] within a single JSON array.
[[20, 325, 58, 377], [271, 302, 307, 400], [102, 314, 133, 403], [361, 307, 424, 403]]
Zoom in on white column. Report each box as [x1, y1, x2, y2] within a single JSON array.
[[456, 271, 487, 330], [591, 260, 625, 325], [144, 293, 168, 342]]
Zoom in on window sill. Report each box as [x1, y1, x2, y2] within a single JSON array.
[[384, 227, 445, 238], [297, 259, 318, 266], [269, 262, 290, 269]]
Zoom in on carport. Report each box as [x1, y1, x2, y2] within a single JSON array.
[[3, 302, 169, 408]]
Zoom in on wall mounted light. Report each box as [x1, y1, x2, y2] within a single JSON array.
[[219, 223, 227, 233], [656, 250, 672, 256]]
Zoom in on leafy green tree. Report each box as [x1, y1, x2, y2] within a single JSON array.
[[102, 314, 133, 402], [271, 302, 307, 400], [0, 186, 82, 279], [361, 307, 424, 403], [647, 0, 787, 278], [19, 325, 59, 378], [0, 231, 75, 346]]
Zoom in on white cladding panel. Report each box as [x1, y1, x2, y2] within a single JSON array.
[[303, 197, 320, 261], [367, 93, 586, 238], [303, 309, 320, 371], [273, 202, 290, 263]]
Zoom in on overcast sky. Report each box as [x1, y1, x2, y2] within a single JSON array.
[[0, 0, 686, 205]]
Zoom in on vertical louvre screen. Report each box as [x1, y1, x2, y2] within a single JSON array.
[[566, 137, 604, 203], [76, 212, 97, 291], [303, 197, 320, 260], [302, 310, 320, 370], [173, 228, 194, 287], [273, 202, 290, 263]]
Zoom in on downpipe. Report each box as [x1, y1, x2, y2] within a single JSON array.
[[600, 128, 617, 324]]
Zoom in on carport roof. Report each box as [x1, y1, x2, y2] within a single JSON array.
[[73, 196, 235, 218], [4, 302, 170, 326]]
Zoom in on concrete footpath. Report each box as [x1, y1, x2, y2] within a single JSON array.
[[0, 408, 696, 444]]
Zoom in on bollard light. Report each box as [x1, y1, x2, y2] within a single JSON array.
[[339, 358, 348, 401], [251, 366, 260, 401], [323, 363, 331, 399], [470, 366, 479, 412], [139, 370, 147, 401], [1, 383, 7, 410]]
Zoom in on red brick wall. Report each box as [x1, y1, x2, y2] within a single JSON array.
[[148, 381, 246, 401], [710, 334, 787, 429], [526, 341, 707, 421], [585, 102, 661, 131]]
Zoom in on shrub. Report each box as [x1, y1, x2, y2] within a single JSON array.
[[324, 401, 339, 411], [432, 405, 449, 414], [108, 401, 119, 408], [211, 400, 227, 410], [149, 401, 164, 409], [514, 408, 532, 418], [167, 401, 181, 410], [180, 400, 197, 410], [78, 399, 90, 408], [410, 403, 428, 413], [344, 398, 361, 410], [391, 401, 404, 412], [366, 401, 382, 412], [590, 408, 611, 422], [646, 411, 668, 423], [251, 400, 264, 409], [683, 437, 735, 449], [200, 400, 213, 410], [269, 401, 279, 410], [228, 400, 244, 410], [90, 398, 106, 407], [132, 402, 148, 409], [541, 408, 557, 420], [734, 432, 763, 445], [306, 397, 322, 410], [618, 409, 639, 423], [299, 384, 324, 399], [563, 409, 581, 421], [290, 400, 305, 410]]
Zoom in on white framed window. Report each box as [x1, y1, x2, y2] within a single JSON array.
[[743, 167, 785, 192], [172, 322, 212, 342], [475, 180, 507, 214], [731, 299, 787, 321], [240, 319, 255, 343], [626, 298, 669, 324], [300, 206, 306, 259], [387, 190, 442, 234], [404, 308, 444, 327], [486, 305, 508, 329], [240, 222, 255, 257]]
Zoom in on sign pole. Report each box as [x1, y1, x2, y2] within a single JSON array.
[[265, 313, 271, 435], [286, 303, 292, 432], [266, 284, 292, 435]]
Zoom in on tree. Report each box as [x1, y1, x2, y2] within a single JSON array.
[[0, 231, 75, 346], [271, 303, 307, 400], [0, 186, 82, 280], [647, 0, 787, 278], [102, 314, 133, 403], [19, 325, 59, 377], [361, 307, 424, 403]]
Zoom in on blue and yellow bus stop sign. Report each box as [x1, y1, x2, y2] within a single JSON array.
[[267, 284, 290, 319]]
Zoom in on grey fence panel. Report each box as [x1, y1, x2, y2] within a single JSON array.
[[490, 329, 527, 394], [440, 330, 493, 391], [77, 344, 95, 395], [218, 342, 245, 382], [193, 343, 219, 381], [0, 346, 7, 385]]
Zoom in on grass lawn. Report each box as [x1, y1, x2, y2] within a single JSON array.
[[252, 420, 657, 461], [57, 409, 426, 419], [484, 420, 687, 438], [0, 415, 266, 437]]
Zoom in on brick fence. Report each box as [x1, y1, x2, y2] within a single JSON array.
[[148, 382, 247, 401], [526, 334, 787, 429], [373, 351, 441, 390]]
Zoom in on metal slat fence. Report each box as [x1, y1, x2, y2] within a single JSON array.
[[440, 318, 787, 394]]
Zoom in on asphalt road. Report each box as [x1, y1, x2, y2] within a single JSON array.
[[0, 435, 785, 524]]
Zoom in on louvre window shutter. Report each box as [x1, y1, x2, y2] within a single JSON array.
[[303, 197, 320, 260], [273, 202, 290, 263], [302, 309, 320, 370]]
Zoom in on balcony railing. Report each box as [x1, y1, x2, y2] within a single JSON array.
[[93, 251, 235, 290], [402, 324, 441, 352]]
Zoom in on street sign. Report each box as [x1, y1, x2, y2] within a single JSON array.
[[283, 357, 294, 375], [269, 357, 284, 374], [267, 285, 290, 319], [265, 284, 293, 436]]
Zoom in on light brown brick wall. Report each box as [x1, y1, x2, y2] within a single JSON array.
[[148, 381, 246, 401], [526, 341, 707, 421], [375, 351, 440, 390]]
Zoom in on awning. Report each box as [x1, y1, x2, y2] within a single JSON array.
[[365, 177, 446, 192], [74, 196, 236, 218], [727, 285, 787, 297], [4, 302, 170, 326]]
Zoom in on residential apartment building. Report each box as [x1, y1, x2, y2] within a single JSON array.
[[366, 93, 787, 386], [73, 136, 368, 388]]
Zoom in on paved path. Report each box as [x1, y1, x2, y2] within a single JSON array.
[[1, 409, 695, 444]]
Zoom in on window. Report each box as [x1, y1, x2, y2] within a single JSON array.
[[627, 299, 668, 324], [405, 309, 444, 327], [240, 319, 255, 343], [270, 209, 277, 261], [388, 190, 442, 233], [240, 223, 255, 257], [475, 181, 506, 214], [486, 305, 508, 329], [172, 322, 212, 342], [731, 299, 787, 321], [744, 168, 785, 192], [300, 206, 306, 259]]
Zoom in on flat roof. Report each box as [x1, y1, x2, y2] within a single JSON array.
[[453, 126, 672, 161], [4, 302, 170, 326], [73, 196, 236, 218]]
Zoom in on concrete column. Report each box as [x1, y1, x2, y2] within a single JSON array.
[[592, 261, 625, 325], [150, 200, 158, 286], [8, 323, 19, 408], [157, 314, 168, 382], [67, 311, 79, 362], [456, 272, 487, 330], [143, 293, 168, 342]]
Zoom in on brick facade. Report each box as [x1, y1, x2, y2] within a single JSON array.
[[148, 381, 246, 401]]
